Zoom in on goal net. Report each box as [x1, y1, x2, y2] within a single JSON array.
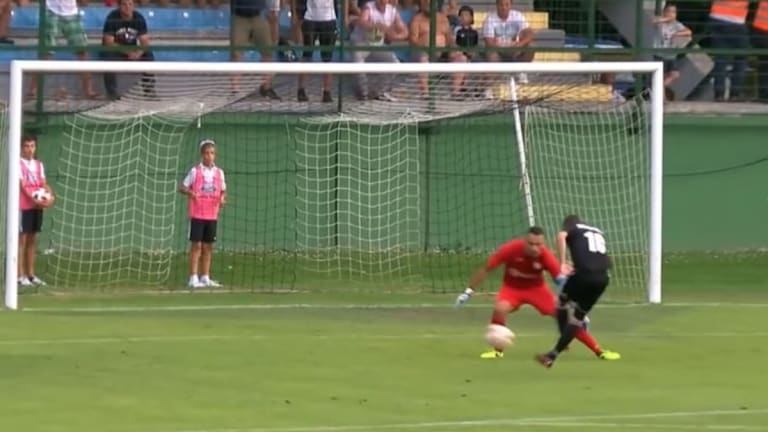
[[2, 61, 663, 308]]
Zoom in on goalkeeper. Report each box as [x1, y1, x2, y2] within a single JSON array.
[[456, 226, 620, 361]]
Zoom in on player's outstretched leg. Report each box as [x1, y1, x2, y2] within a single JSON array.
[[571, 318, 620, 361], [537, 302, 620, 368], [559, 315, 590, 352], [536, 305, 579, 368], [555, 277, 619, 361], [481, 300, 513, 359], [573, 326, 604, 356]]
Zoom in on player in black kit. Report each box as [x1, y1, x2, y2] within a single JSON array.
[[536, 214, 621, 368]]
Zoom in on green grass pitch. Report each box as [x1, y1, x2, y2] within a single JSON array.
[[1, 253, 768, 432]]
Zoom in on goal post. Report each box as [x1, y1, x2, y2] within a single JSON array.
[[3, 60, 664, 310]]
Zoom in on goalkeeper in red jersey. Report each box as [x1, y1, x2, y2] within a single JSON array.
[[455, 226, 620, 360]]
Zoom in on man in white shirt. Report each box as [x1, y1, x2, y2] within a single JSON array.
[[481, 0, 534, 64], [350, 0, 409, 101]]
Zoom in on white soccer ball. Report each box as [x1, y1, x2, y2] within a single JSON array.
[[485, 324, 516, 350], [32, 188, 51, 202]]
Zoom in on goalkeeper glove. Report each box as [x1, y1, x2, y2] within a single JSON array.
[[455, 288, 474, 307]]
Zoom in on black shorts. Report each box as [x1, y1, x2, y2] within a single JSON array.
[[189, 218, 218, 243], [20, 209, 43, 234], [301, 20, 337, 62], [655, 56, 678, 73], [559, 271, 610, 315]]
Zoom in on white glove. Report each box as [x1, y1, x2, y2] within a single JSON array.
[[455, 288, 474, 307]]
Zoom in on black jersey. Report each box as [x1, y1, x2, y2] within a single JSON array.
[[103, 10, 148, 46], [566, 223, 611, 274], [455, 27, 479, 49]]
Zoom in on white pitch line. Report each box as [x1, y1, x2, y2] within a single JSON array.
[[0, 335, 247, 345], [519, 409, 768, 422], [19, 301, 768, 313], [165, 408, 768, 432], [514, 421, 768, 431], [2, 330, 768, 346], [0, 334, 447, 346]]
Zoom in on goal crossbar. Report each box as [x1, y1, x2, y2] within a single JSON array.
[[10, 60, 665, 75], [4, 60, 664, 309]]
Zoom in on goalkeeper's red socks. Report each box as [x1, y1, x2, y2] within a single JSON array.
[[490, 312, 506, 327], [574, 328, 602, 355]]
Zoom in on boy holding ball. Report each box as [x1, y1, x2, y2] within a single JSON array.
[[19, 133, 55, 287]]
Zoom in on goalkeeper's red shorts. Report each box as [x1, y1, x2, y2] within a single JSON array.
[[496, 285, 557, 316]]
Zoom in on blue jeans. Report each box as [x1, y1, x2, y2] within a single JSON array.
[[708, 18, 750, 99]]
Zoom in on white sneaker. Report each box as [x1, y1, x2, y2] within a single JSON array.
[[376, 92, 398, 102], [203, 278, 222, 288], [187, 279, 204, 289], [18, 277, 33, 287], [29, 276, 47, 286]]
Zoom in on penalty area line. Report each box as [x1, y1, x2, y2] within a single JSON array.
[[514, 422, 768, 431], [4, 331, 768, 346], [164, 408, 768, 432]]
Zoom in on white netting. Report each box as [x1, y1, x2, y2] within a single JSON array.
[[294, 119, 421, 281], [48, 115, 188, 286], [43, 73, 262, 286], [83, 73, 264, 121], [307, 73, 618, 125], [524, 99, 650, 302], [4, 64, 658, 302]]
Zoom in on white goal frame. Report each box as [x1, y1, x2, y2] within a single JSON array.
[[3, 60, 664, 310]]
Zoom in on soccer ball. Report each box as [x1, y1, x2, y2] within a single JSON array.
[[485, 324, 516, 350], [32, 188, 51, 203]]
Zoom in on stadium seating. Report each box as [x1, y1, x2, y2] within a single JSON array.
[[3, 4, 612, 101]]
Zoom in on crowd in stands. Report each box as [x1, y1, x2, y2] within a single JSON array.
[[4, 0, 768, 103], [11, 0, 540, 101]]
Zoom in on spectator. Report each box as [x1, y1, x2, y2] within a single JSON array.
[[345, 0, 362, 32], [267, 0, 280, 50], [410, 0, 466, 97], [296, 0, 337, 102], [707, 0, 750, 101], [0, 0, 20, 44], [653, 2, 691, 100], [231, 0, 281, 99], [28, 0, 97, 99], [399, 0, 416, 12], [442, 0, 460, 28], [101, 0, 155, 100], [482, 0, 534, 83], [290, 0, 304, 60], [455, 5, 479, 61], [349, 0, 409, 101]]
